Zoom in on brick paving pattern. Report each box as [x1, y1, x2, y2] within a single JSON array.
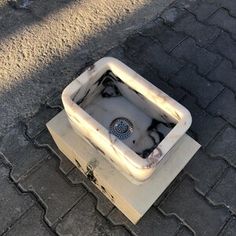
[[1, 0, 236, 235]]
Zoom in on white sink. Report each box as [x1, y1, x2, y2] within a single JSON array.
[[62, 57, 192, 184]]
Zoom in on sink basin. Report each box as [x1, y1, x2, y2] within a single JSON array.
[[62, 57, 192, 184]]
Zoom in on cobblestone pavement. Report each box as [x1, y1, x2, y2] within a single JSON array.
[[1, 0, 236, 235]]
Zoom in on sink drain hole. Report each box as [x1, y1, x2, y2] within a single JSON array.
[[109, 117, 133, 140]]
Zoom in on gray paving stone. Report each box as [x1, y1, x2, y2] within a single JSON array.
[[106, 46, 131, 64], [0, 124, 50, 182], [153, 171, 185, 208], [171, 65, 223, 108], [144, 42, 185, 80], [26, 105, 60, 138], [184, 149, 228, 195], [107, 45, 185, 99], [156, 27, 187, 53], [160, 177, 230, 236], [207, 126, 236, 167], [188, 1, 219, 21], [106, 45, 149, 76], [124, 35, 184, 80], [0, 154, 7, 165], [56, 194, 130, 236], [46, 91, 63, 109], [108, 207, 181, 236], [172, 0, 199, 10], [207, 59, 236, 92], [110, 228, 132, 236], [172, 37, 222, 75], [35, 129, 74, 175], [161, 7, 187, 26], [19, 158, 87, 226], [108, 44, 186, 100], [4, 205, 54, 236], [67, 168, 114, 216], [173, 12, 220, 46], [215, 0, 236, 18], [208, 32, 236, 67], [208, 8, 236, 39], [175, 226, 194, 236], [140, 66, 186, 101], [123, 35, 152, 65], [109, 48, 184, 102], [136, 18, 163, 37], [142, 21, 187, 52], [207, 89, 236, 127], [208, 168, 236, 213], [181, 95, 226, 147], [0, 162, 34, 235], [219, 216, 236, 236]]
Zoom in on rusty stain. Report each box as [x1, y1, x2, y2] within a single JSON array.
[[101, 186, 115, 202], [161, 113, 169, 122], [101, 185, 106, 193], [174, 111, 181, 121], [75, 159, 81, 167], [110, 195, 114, 201]]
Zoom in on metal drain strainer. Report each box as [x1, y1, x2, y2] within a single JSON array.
[[109, 117, 133, 140]]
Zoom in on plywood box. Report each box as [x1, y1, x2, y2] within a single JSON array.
[[47, 110, 200, 224]]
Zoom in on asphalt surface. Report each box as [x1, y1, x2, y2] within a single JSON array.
[[0, 0, 174, 136]]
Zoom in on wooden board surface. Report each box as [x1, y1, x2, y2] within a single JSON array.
[[47, 110, 201, 224]]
